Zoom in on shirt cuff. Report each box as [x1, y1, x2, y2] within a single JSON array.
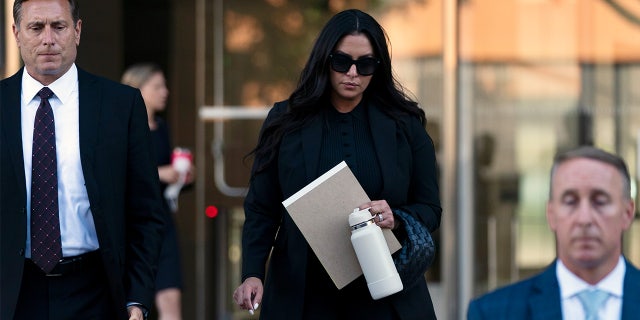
[[126, 302, 149, 320]]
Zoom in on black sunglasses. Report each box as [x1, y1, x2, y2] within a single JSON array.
[[329, 53, 380, 76]]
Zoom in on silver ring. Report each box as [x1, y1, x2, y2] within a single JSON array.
[[377, 213, 384, 222]]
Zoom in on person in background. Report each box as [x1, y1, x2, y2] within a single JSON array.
[[122, 63, 194, 320], [467, 146, 640, 319], [232, 9, 441, 319], [0, 1, 165, 319]]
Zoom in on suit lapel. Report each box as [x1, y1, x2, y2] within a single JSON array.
[[621, 259, 640, 317], [526, 258, 640, 319], [2, 70, 28, 192], [77, 69, 100, 198], [367, 103, 396, 195], [529, 262, 563, 320]]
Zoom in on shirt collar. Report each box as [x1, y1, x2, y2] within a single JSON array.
[[328, 98, 367, 121], [21, 64, 78, 105], [350, 99, 367, 121], [557, 256, 625, 299]]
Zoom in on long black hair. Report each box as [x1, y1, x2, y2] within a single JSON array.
[[249, 9, 426, 173]]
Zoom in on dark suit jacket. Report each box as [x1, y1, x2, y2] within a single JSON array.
[[0, 68, 165, 319], [242, 100, 442, 319], [467, 259, 640, 319]]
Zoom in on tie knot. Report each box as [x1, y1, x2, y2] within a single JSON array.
[[576, 289, 609, 320], [38, 87, 54, 100]]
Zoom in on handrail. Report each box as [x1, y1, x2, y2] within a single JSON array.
[[198, 106, 271, 197], [199, 105, 271, 121]]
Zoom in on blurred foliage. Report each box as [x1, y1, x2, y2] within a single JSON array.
[[223, 0, 382, 106]]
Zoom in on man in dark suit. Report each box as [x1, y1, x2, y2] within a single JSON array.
[[468, 146, 640, 319], [0, 0, 165, 319]]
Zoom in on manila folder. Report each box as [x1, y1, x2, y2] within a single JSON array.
[[282, 161, 401, 289]]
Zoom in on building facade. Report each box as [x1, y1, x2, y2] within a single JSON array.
[[3, 0, 640, 319]]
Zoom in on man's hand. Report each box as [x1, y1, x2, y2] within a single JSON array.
[[127, 305, 145, 320]]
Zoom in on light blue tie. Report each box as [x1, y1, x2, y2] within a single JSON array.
[[576, 289, 609, 320]]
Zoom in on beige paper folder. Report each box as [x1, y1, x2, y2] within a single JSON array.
[[282, 161, 401, 289]]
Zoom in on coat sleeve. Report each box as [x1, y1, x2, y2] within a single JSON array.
[[398, 116, 442, 232], [466, 298, 487, 320], [123, 89, 166, 307], [241, 102, 287, 281]]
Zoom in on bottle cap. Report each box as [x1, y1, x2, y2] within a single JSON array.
[[349, 208, 374, 227]]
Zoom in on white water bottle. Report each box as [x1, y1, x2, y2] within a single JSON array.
[[349, 208, 403, 300]]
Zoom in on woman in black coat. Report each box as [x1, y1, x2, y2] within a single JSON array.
[[233, 9, 441, 320]]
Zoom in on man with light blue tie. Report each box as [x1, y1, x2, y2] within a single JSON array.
[[468, 146, 640, 319]]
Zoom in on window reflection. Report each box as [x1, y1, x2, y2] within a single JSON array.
[[212, 0, 640, 318]]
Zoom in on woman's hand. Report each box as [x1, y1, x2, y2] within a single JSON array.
[[359, 200, 397, 230], [158, 165, 180, 184], [233, 277, 263, 314]]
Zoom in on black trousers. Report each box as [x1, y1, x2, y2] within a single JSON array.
[[14, 252, 117, 320]]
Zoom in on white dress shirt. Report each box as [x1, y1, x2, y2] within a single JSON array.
[[21, 64, 99, 258], [557, 256, 625, 320]]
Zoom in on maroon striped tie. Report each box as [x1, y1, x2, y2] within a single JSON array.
[[30, 87, 62, 273]]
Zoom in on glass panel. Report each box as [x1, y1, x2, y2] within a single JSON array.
[[462, 0, 640, 297], [0, 2, 4, 75], [203, 0, 640, 318], [377, 2, 444, 283]]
